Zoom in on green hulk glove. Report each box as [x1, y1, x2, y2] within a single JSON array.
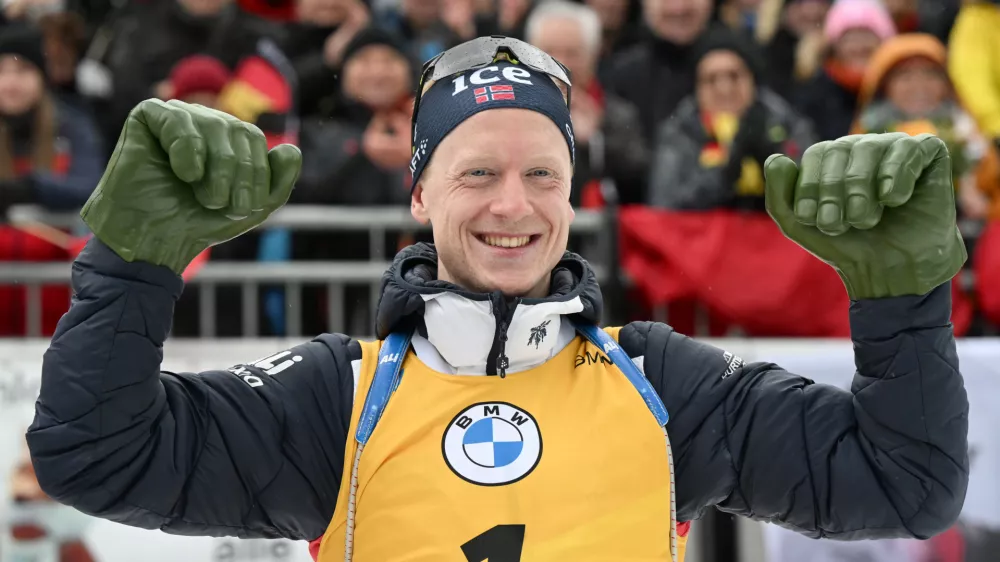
[[764, 133, 967, 300], [81, 99, 302, 275]]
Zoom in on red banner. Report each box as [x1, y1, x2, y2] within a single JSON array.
[[974, 220, 1000, 326], [619, 207, 972, 337]]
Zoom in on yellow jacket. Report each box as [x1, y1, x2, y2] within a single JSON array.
[[949, 3, 1000, 139]]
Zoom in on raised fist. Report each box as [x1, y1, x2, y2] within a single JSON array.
[[81, 99, 301, 274], [764, 133, 966, 299]]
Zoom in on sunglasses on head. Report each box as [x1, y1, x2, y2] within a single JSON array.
[[410, 35, 574, 149]]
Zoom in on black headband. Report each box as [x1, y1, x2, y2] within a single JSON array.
[[409, 61, 575, 191]]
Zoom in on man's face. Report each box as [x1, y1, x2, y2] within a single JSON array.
[[530, 17, 597, 87], [643, 0, 713, 45], [586, 0, 630, 31], [412, 109, 575, 298], [0, 56, 44, 116], [342, 45, 412, 111], [884, 57, 949, 117], [177, 0, 231, 17], [696, 50, 755, 117]]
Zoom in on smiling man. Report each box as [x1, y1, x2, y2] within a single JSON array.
[[27, 37, 969, 562]]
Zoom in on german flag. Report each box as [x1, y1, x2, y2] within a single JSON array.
[[218, 39, 299, 149]]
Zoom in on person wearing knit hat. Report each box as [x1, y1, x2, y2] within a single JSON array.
[[0, 22, 105, 337], [648, 27, 817, 211], [166, 55, 233, 110], [852, 32, 996, 220], [794, 0, 896, 140], [0, 23, 47, 118]]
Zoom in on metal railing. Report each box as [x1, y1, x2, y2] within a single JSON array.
[[2, 204, 615, 338]]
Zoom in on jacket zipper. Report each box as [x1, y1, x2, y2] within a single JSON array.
[[486, 293, 519, 378]]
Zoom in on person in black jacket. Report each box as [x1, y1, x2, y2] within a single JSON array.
[[605, 0, 718, 144], [526, 0, 649, 206], [26, 36, 968, 560]]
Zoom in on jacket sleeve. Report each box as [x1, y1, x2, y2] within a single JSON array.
[[948, 4, 1000, 139], [26, 239, 357, 541], [618, 283, 969, 540]]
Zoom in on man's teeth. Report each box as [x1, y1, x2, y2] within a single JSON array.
[[483, 235, 531, 248]]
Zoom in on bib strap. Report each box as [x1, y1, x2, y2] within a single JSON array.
[[356, 322, 670, 444], [356, 331, 411, 445], [573, 321, 670, 427]]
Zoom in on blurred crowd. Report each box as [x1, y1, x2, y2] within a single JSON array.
[[2, 0, 1000, 338]]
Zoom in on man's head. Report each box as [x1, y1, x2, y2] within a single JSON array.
[[642, 0, 713, 45], [0, 25, 46, 117], [526, 1, 602, 88], [409, 60, 576, 297], [341, 28, 414, 111]]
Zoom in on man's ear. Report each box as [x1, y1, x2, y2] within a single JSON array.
[[411, 183, 430, 225]]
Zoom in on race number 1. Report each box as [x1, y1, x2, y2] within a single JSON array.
[[461, 525, 525, 562]]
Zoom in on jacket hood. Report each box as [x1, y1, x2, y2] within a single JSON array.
[[375, 242, 604, 339], [858, 33, 949, 111]]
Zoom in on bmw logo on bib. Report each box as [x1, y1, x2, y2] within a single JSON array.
[[443, 402, 542, 486]]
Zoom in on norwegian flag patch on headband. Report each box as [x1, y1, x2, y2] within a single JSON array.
[[474, 84, 515, 104]]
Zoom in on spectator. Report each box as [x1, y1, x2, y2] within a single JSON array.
[[0, 24, 103, 216], [916, 0, 961, 44], [294, 27, 417, 334], [163, 55, 233, 110], [646, 28, 815, 210], [526, 0, 649, 206], [949, 0, 1000, 151], [378, 0, 468, 63], [297, 27, 414, 208], [852, 33, 994, 220], [280, 0, 370, 118], [96, 0, 275, 143], [0, 24, 104, 336], [584, 0, 643, 73], [795, 0, 895, 141], [480, 0, 536, 38], [758, 0, 831, 100], [35, 12, 88, 109], [606, 0, 718, 144]]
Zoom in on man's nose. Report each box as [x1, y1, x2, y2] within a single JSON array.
[[489, 175, 534, 222]]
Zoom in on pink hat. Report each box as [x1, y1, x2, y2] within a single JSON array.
[[824, 0, 897, 43]]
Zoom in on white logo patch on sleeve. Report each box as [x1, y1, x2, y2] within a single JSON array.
[[722, 351, 744, 379], [229, 350, 304, 387]]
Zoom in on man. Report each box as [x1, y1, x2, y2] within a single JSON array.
[[525, 0, 648, 205], [27, 37, 968, 561], [607, 0, 718, 143]]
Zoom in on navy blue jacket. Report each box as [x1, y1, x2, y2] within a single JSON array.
[[27, 241, 969, 542]]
